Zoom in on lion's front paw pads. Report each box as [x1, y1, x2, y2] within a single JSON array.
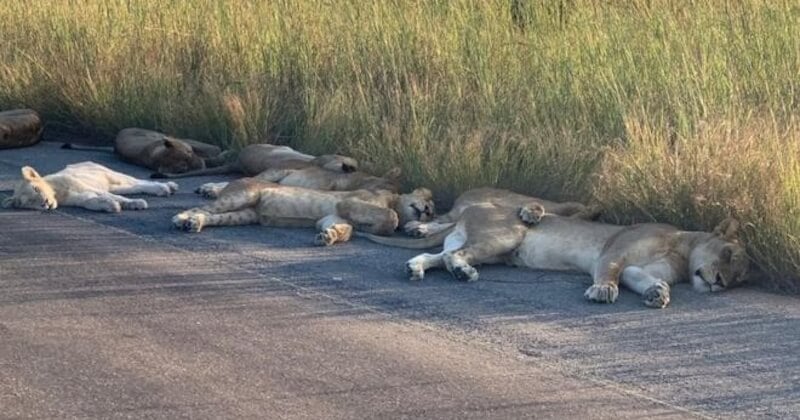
[[122, 199, 148, 210], [643, 281, 671, 308], [314, 229, 338, 246], [584, 284, 619, 304], [405, 260, 425, 281], [404, 221, 429, 238], [195, 185, 219, 199], [172, 212, 204, 232], [451, 264, 479, 282], [519, 204, 546, 225]]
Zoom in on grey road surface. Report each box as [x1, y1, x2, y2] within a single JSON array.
[[1, 142, 799, 419]]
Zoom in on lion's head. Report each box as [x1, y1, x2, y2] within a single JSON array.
[[154, 137, 206, 174], [3, 166, 57, 210], [395, 188, 435, 226], [689, 218, 749, 292], [312, 154, 359, 173]]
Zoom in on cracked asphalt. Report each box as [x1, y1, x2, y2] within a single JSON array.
[[1, 141, 799, 419]]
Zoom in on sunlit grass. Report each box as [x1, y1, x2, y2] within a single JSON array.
[[1, 0, 798, 289]]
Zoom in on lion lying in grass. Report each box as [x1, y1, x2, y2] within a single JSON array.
[[2, 162, 178, 212], [172, 178, 434, 245]]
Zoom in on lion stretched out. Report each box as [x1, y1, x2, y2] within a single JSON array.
[[63, 128, 224, 175], [151, 143, 359, 179], [366, 196, 748, 308], [2, 162, 178, 212], [172, 178, 434, 245], [194, 166, 402, 199], [401, 188, 599, 238]]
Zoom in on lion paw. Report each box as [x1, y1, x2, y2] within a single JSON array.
[[122, 199, 148, 211], [314, 229, 338, 246], [166, 182, 179, 194], [195, 184, 220, 199], [643, 281, 671, 308], [154, 183, 175, 196], [584, 283, 619, 304], [104, 201, 122, 213], [519, 204, 546, 225], [405, 260, 425, 281], [450, 264, 479, 282], [172, 212, 205, 233], [404, 221, 429, 238]]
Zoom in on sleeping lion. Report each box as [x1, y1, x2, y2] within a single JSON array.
[[2, 162, 178, 212], [172, 178, 435, 245]]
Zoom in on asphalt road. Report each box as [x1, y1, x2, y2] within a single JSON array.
[[1, 142, 799, 419]]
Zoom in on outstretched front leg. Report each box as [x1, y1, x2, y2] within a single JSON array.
[[63, 191, 148, 212], [586, 255, 625, 304], [620, 262, 676, 308], [172, 208, 258, 233]]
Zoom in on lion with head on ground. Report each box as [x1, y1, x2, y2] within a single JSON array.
[[151, 143, 359, 179], [365, 190, 748, 308], [172, 177, 435, 245], [2, 162, 178, 213], [63, 128, 225, 175]]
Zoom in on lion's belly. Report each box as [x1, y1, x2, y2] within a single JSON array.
[[509, 219, 614, 274], [256, 190, 339, 220]]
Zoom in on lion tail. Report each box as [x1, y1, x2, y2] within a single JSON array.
[[357, 225, 455, 249]]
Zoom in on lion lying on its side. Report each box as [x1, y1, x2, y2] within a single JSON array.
[[2, 162, 178, 212], [172, 178, 434, 245], [194, 166, 402, 199], [151, 143, 359, 179], [366, 195, 748, 308], [63, 128, 224, 175]]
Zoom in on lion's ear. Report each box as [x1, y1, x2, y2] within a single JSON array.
[[21, 166, 41, 181], [721, 244, 734, 262], [384, 167, 402, 180], [412, 187, 433, 200], [2, 197, 16, 208], [713, 218, 740, 241], [163, 137, 176, 149]]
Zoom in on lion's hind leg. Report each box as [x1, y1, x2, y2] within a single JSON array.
[[443, 206, 528, 282], [172, 208, 258, 233], [315, 215, 354, 246]]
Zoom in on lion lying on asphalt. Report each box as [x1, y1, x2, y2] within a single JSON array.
[[194, 166, 402, 199], [172, 178, 434, 245], [401, 187, 599, 238], [63, 128, 224, 175], [151, 143, 359, 179], [366, 197, 748, 308], [2, 162, 178, 212]]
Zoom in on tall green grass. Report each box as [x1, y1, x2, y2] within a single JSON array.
[[1, 0, 799, 289]]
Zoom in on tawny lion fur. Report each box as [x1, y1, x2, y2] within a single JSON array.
[[365, 190, 748, 308], [172, 178, 434, 246]]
